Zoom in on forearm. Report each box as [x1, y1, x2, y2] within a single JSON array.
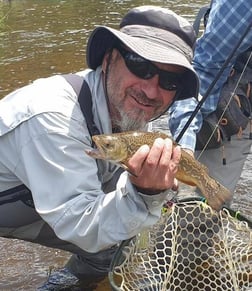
[[193, 0, 252, 117], [168, 98, 202, 151], [52, 172, 170, 253], [15, 115, 167, 253]]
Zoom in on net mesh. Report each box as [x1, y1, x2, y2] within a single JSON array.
[[109, 200, 252, 291]]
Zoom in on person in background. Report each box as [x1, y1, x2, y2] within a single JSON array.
[[0, 6, 199, 288], [169, 0, 252, 193]]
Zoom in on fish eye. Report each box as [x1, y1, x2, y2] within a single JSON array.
[[104, 140, 115, 150]]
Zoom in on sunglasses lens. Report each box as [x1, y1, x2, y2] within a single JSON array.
[[159, 72, 181, 91], [117, 46, 183, 91], [125, 54, 155, 80]]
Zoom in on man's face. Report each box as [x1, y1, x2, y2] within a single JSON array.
[[102, 48, 185, 131]]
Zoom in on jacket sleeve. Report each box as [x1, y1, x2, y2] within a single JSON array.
[[168, 98, 202, 151], [193, 0, 252, 117], [15, 112, 170, 253]]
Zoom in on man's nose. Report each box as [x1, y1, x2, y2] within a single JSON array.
[[142, 74, 160, 98]]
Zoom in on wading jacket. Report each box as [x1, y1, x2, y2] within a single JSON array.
[[0, 67, 171, 253]]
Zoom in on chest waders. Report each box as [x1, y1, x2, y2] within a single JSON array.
[[0, 76, 119, 283], [0, 74, 99, 208]]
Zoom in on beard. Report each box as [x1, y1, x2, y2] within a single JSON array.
[[111, 104, 147, 132], [106, 69, 150, 131], [109, 90, 167, 132]]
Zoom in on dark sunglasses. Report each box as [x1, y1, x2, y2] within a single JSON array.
[[115, 45, 184, 92]]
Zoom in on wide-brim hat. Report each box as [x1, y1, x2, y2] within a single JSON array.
[[87, 6, 199, 100]]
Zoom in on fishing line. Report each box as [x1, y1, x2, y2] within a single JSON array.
[[175, 22, 252, 144]]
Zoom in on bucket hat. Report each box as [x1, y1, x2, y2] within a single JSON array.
[[86, 5, 199, 100]]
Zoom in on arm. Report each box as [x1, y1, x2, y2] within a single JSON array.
[[168, 98, 202, 152], [193, 0, 252, 117], [168, 0, 252, 151], [15, 112, 172, 253]]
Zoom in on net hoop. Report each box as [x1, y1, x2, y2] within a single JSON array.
[[109, 197, 252, 291]]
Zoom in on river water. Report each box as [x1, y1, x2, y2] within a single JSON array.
[[0, 0, 251, 290]]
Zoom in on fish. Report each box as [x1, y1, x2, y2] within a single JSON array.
[[86, 131, 232, 211]]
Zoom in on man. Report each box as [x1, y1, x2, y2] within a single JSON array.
[[0, 5, 199, 288], [169, 0, 252, 193]]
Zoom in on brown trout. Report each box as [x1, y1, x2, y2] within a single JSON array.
[[86, 131, 232, 210]]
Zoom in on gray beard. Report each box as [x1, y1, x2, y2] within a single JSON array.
[[112, 108, 147, 132]]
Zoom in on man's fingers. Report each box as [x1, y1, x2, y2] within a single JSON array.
[[169, 144, 181, 174], [158, 138, 173, 167], [127, 144, 150, 175], [144, 138, 166, 168]]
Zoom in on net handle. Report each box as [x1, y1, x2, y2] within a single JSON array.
[[108, 238, 133, 291]]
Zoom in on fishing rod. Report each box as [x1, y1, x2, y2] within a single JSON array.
[[175, 22, 252, 144]]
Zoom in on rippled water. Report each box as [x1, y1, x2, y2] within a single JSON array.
[[0, 0, 205, 98], [0, 0, 251, 290]]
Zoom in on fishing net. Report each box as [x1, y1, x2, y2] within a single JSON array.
[[109, 198, 252, 291]]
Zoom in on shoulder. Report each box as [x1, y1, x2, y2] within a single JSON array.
[[0, 74, 83, 136]]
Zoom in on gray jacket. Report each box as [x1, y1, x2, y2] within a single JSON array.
[[0, 67, 171, 253]]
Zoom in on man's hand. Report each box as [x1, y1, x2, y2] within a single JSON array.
[[127, 138, 181, 194]]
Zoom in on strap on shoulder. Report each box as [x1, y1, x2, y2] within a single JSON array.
[[193, 4, 210, 36], [62, 74, 100, 137], [0, 74, 101, 207]]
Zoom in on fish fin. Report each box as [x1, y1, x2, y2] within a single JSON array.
[[175, 172, 197, 187], [183, 181, 197, 187]]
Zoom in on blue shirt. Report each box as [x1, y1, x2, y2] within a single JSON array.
[[169, 0, 252, 151]]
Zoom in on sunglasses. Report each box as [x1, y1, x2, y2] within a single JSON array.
[[115, 45, 184, 92]]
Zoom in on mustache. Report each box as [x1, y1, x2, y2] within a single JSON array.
[[126, 88, 163, 107]]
